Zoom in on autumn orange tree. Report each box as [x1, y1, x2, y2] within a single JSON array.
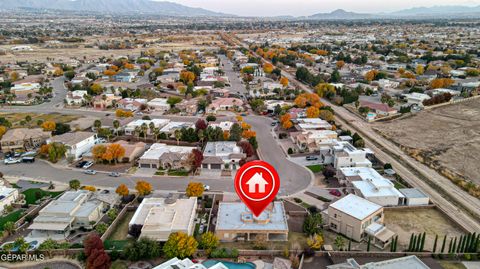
[[116, 184, 129, 197], [186, 182, 204, 197], [115, 109, 133, 118], [180, 71, 195, 84], [294, 93, 323, 108], [0, 126, 7, 139], [90, 84, 103, 95], [315, 83, 336, 98], [336, 60, 345, 69], [430, 78, 454, 89], [364, 70, 379, 82], [104, 144, 125, 164], [135, 180, 153, 197], [280, 114, 293, 130], [83, 185, 96, 192], [263, 63, 274, 74], [280, 77, 289, 88], [92, 145, 107, 163], [41, 121, 56, 131], [306, 106, 320, 118], [104, 69, 117, 76], [242, 130, 256, 139]]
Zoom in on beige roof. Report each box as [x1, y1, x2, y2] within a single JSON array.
[[50, 132, 96, 145], [1, 128, 51, 142]]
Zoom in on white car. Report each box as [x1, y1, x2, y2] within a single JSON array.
[[84, 170, 97, 175], [83, 161, 94, 169], [203, 184, 210, 191], [4, 158, 21, 165]]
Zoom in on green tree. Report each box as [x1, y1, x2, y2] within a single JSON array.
[[95, 222, 108, 235], [199, 232, 219, 255], [124, 237, 161, 261], [163, 232, 198, 259], [69, 179, 81, 190], [441, 235, 447, 253], [229, 123, 242, 142], [3, 221, 15, 236], [334, 235, 346, 251], [167, 96, 182, 108], [432, 234, 438, 253], [107, 208, 118, 221], [38, 238, 59, 258], [303, 213, 322, 236]]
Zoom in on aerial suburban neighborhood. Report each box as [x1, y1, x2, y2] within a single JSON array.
[[0, 0, 479, 268]]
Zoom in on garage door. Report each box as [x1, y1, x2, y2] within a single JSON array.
[[140, 163, 151, 168], [211, 164, 222, 169]]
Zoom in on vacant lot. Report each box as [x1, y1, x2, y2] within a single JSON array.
[[373, 99, 480, 187], [384, 208, 464, 251], [0, 112, 80, 128]]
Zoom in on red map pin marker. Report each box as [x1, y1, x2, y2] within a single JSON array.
[[234, 160, 280, 217]]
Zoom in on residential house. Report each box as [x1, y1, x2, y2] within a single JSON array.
[[338, 167, 404, 206], [202, 142, 245, 170], [325, 141, 372, 169], [124, 119, 170, 136], [0, 183, 19, 212], [28, 190, 118, 239], [0, 128, 51, 153], [327, 255, 430, 269], [153, 258, 228, 269], [296, 118, 332, 131], [93, 94, 121, 110], [83, 140, 146, 163], [359, 100, 398, 116], [65, 90, 88, 106], [209, 121, 234, 132], [48, 132, 97, 160], [215, 202, 288, 242], [138, 143, 195, 169], [160, 122, 195, 135], [176, 99, 199, 115], [323, 194, 395, 248], [117, 98, 148, 111], [148, 98, 170, 113], [129, 197, 197, 241], [402, 93, 431, 107], [207, 98, 244, 114], [290, 130, 338, 152]]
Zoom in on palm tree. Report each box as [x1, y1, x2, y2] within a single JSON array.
[[113, 120, 120, 136], [93, 119, 102, 133], [153, 128, 160, 142], [174, 129, 182, 145], [149, 122, 155, 138], [141, 123, 148, 141], [198, 129, 205, 146], [134, 126, 142, 141]]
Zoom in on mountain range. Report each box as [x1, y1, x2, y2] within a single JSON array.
[[0, 0, 225, 16], [1, 0, 480, 19]]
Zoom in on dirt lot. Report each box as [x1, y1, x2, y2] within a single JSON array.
[[372, 99, 480, 187], [384, 208, 464, 251], [0, 112, 81, 128]]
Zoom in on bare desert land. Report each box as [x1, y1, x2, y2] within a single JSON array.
[[373, 98, 480, 191]]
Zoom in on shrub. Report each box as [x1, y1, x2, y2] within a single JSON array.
[[287, 148, 294, 154], [210, 248, 239, 258], [293, 198, 302, 203]]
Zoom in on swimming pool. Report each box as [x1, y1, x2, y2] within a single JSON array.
[[202, 260, 256, 269]]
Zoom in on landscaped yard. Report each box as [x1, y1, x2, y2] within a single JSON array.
[[0, 210, 25, 231], [22, 188, 63, 205], [307, 165, 324, 173], [106, 211, 135, 241], [168, 169, 189, 176], [384, 208, 464, 252], [219, 232, 308, 251]]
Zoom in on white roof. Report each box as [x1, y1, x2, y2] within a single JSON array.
[[329, 194, 382, 220], [362, 255, 430, 269], [140, 143, 195, 161], [160, 122, 194, 133], [125, 119, 170, 129], [153, 258, 228, 269], [341, 167, 404, 198], [216, 202, 288, 231], [147, 98, 169, 106]]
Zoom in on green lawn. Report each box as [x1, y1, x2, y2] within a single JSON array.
[[307, 164, 324, 173], [104, 239, 132, 250], [168, 169, 189, 176], [393, 181, 406, 189], [22, 188, 63, 205], [0, 210, 25, 231]]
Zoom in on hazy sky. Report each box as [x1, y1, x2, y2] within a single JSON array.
[[162, 0, 480, 16]]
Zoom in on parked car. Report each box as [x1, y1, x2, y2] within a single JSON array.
[[83, 161, 94, 169], [271, 122, 277, 126], [203, 184, 210, 191], [109, 172, 120, 177], [329, 189, 342, 197], [84, 170, 97, 175], [306, 156, 318, 161], [21, 156, 35, 163], [76, 161, 88, 168], [4, 158, 21, 165]]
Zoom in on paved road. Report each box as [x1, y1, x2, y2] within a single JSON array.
[[245, 115, 313, 196], [218, 54, 248, 96], [2, 160, 234, 193], [222, 32, 480, 231]]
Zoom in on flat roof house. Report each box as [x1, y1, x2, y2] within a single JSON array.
[[339, 167, 404, 207], [124, 119, 170, 136], [215, 202, 288, 242], [332, 141, 372, 169], [202, 142, 245, 170], [323, 194, 395, 249], [129, 197, 197, 241], [327, 255, 430, 269], [148, 98, 170, 113], [138, 143, 195, 169], [0, 183, 19, 212], [153, 258, 228, 269], [28, 190, 117, 240]]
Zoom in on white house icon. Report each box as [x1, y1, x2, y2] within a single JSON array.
[[246, 172, 269, 193]]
